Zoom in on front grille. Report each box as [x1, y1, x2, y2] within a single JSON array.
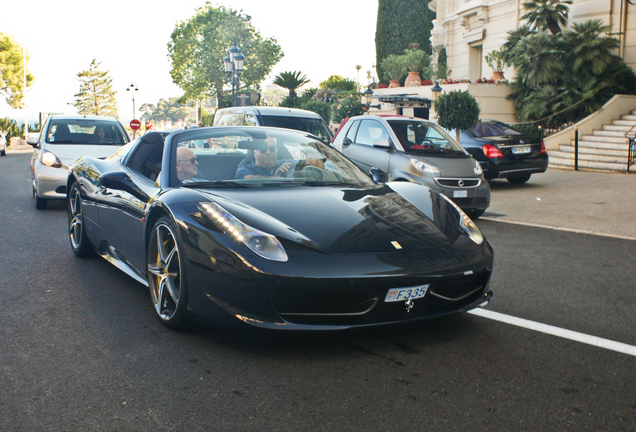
[[435, 178, 481, 188], [272, 269, 492, 326]]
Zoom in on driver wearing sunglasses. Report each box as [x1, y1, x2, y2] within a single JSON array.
[[235, 137, 295, 179]]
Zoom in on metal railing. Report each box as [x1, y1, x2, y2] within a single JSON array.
[[627, 125, 636, 172]]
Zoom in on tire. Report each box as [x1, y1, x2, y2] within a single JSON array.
[[68, 183, 95, 257], [507, 174, 531, 184], [468, 209, 485, 219], [147, 216, 190, 329], [33, 182, 47, 209]]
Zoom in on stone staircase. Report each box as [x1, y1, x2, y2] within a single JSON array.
[[548, 109, 636, 173]]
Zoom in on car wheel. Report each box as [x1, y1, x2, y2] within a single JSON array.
[[0, 149, 6, 156], [507, 174, 531, 184], [147, 216, 190, 329], [468, 209, 485, 219], [33, 182, 47, 209], [68, 183, 94, 257]]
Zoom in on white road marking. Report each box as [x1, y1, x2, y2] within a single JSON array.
[[480, 217, 636, 241], [468, 308, 636, 357]]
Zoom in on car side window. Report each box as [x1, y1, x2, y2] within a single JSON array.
[[345, 120, 359, 142], [355, 120, 389, 147], [126, 133, 165, 181]]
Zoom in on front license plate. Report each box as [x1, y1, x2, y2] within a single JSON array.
[[385, 285, 430, 302], [453, 190, 468, 198], [512, 146, 531, 154]]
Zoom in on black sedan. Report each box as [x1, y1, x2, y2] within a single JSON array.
[[67, 126, 494, 330], [453, 120, 549, 183]]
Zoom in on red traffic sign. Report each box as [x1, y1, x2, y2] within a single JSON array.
[[130, 119, 141, 130]]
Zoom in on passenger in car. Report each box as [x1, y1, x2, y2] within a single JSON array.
[[235, 137, 295, 179], [176, 147, 203, 183]]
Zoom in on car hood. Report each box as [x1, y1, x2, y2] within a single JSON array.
[[199, 182, 461, 254], [43, 144, 123, 164]]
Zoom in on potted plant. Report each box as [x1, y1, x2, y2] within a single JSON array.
[[484, 48, 508, 81], [403, 43, 431, 86], [380, 54, 406, 88]]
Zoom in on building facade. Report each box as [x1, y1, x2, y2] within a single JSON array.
[[428, 0, 636, 81]]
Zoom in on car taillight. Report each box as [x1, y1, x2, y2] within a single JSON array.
[[482, 143, 504, 158], [540, 142, 547, 154]]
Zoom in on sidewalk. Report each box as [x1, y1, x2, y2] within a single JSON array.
[[483, 167, 636, 239]]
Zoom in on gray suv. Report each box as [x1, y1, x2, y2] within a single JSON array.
[[213, 106, 333, 144], [332, 115, 490, 218]]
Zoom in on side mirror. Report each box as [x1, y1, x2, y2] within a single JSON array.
[[26, 136, 39, 147], [369, 167, 389, 184], [100, 171, 149, 202], [373, 139, 391, 149], [342, 138, 352, 148]]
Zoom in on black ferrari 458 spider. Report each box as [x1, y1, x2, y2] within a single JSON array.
[[67, 126, 494, 330]]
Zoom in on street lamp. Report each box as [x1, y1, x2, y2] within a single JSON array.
[[431, 81, 443, 101], [126, 83, 138, 119], [363, 86, 381, 113], [224, 43, 245, 107]]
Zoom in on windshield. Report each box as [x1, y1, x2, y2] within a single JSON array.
[[46, 119, 130, 145], [387, 120, 466, 154], [470, 122, 522, 137], [259, 115, 333, 144], [169, 128, 375, 188]]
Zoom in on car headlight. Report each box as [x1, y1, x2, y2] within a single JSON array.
[[410, 158, 440, 174], [439, 194, 484, 245], [473, 160, 483, 176], [41, 150, 62, 168], [200, 202, 288, 262]]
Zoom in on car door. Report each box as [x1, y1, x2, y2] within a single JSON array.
[[97, 136, 164, 275], [340, 119, 392, 175]]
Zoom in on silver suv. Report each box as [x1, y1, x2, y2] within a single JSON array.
[[213, 106, 333, 144]]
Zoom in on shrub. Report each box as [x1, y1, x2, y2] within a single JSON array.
[[331, 95, 366, 124]]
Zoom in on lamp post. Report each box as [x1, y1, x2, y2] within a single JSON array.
[[431, 81, 443, 101], [224, 43, 245, 107], [363, 86, 381, 113], [126, 83, 138, 119]]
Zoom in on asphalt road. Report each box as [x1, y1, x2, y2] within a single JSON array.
[[1, 151, 635, 432]]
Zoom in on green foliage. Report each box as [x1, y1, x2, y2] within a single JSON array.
[[0, 32, 35, 109], [319, 75, 357, 92], [380, 55, 407, 81], [375, 0, 434, 83], [502, 17, 636, 128], [404, 43, 430, 72], [0, 117, 22, 141], [73, 59, 118, 117], [201, 110, 214, 126], [435, 48, 450, 80], [301, 99, 331, 124], [484, 48, 508, 72], [273, 71, 310, 99], [521, 0, 572, 34], [331, 95, 365, 124], [168, 5, 283, 102], [434, 90, 480, 143], [140, 97, 194, 123]]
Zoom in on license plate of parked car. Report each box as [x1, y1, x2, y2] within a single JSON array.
[[385, 285, 430, 302], [453, 190, 468, 198], [512, 146, 531, 154]]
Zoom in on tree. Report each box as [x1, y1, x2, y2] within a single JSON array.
[[168, 5, 283, 104], [273, 71, 310, 100], [73, 59, 118, 117], [375, 0, 434, 83], [0, 32, 35, 109], [434, 90, 480, 143], [521, 0, 573, 35], [140, 97, 194, 124]]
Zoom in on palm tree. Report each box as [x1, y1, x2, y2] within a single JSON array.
[[521, 0, 573, 35], [273, 71, 310, 99]]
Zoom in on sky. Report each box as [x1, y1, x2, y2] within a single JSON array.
[[0, 0, 379, 125]]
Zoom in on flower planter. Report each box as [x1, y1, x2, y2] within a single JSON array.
[[490, 71, 505, 81], [388, 79, 401, 88], [404, 71, 421, 87]]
